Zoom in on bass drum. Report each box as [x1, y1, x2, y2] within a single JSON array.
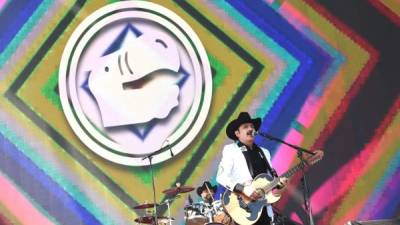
[[186, 215, 208, 225]]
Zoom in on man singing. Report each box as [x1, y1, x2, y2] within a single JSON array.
[[216, 112, 287, 224]]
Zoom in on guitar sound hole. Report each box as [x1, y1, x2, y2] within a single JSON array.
[[255, 189, 265, 199]]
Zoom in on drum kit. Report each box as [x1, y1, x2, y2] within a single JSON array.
[[136, 144, 234, 224], [133, 184, 234, 225]]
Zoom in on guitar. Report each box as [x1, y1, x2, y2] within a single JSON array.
[[222, 150, 323, 225]]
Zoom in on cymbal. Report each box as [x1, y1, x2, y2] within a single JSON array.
[[162, 186, 194, 196], [133, 203, 159, 209], [134, 216, 174, 224]]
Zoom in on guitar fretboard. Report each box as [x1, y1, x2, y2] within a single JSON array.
[[281, 162, 306, 178], [263, 161, 315, 191]]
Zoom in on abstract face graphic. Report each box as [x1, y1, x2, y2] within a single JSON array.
[[59, 1, 212, 166], [88, 31, 181, 127]]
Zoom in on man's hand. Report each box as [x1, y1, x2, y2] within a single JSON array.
[[278, 177, 288, 188], [272, 177, 289, 196], [243, 186, 261, 200]]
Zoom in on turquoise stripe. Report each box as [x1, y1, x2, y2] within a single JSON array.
[[0, 0, 52, 68], [212, 1, 299, 118], [0, 122, 116, 225]]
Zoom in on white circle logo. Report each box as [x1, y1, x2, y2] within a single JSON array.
[[59, 1, 212, 166]]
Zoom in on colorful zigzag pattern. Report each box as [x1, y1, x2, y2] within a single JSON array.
[[0, 0, 399, 224]]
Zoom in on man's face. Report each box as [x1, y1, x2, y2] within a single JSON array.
[[234, 122, 255, 144], [201, 190, 214, 202]]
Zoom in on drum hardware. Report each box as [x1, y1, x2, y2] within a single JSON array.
[[133, 203, 160, 210], [161, 183, 194, 225], [159, 195, 181, 225], [142, 140, 172, 225], [139, 139, 228, 225], [162, 184, 195, 196], [184, 199, 234, 225], [134, 216, 175, 225]]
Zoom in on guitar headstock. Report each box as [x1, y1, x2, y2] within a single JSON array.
[[305, 150, 324, 165]]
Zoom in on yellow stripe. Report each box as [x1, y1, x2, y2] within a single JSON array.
[[380, 0, 400, 17], [0, 198, 24, 225]]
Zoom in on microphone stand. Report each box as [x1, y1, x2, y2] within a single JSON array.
[[257, 131, 315, 225], [142, 143, 171, 225]]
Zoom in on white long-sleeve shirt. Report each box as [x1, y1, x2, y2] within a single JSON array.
[[216, 142, 274, 219]]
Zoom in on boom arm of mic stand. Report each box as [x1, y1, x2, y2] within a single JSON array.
[[257, 131, 315, 155]]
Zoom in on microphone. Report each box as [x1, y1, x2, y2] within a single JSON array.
[[165, 140, 174, 157], [169, 144, 174, 157], [255, 130, 278, 141], [251, 130, 258, 137]]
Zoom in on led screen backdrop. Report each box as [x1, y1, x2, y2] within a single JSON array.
[[0, 0, 399, 225]]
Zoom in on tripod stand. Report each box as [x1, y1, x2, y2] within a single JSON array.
[[142, 142, 172, 225]]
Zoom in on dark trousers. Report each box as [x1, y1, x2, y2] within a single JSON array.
[[254, 207, 272, 225]]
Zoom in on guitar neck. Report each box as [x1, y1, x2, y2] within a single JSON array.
[[262, 162, 307, 191], [261, 163, 304, 192], [281, 162, 307, 179], [262, 152, 322, 191]]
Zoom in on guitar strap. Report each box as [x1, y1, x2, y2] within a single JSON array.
[[237, 142, 255, 178], [256, 147, 278, 178]]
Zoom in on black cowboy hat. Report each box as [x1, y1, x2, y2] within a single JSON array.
[[196, 181, 217, 196], [226, 112, 261, 140]]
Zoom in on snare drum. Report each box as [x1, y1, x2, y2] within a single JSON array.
[[185, 203, 208, 225]]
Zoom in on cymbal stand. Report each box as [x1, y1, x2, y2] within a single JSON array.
[[142, 141, 171, 225], [161, 195, 180, 225], [147, 156, 158, 225]]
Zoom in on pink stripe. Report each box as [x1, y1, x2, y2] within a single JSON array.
[[272, 129, 304, 174], [310, 98, 399, 215], [265, 0, 275, 5], [0, 0, 7, 11], [280, 1, 313, 30], [310, 137, 380, 214], [297, 94, 323, 128], [0, 173, 55, 225], [290, 212, 304, 225]]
